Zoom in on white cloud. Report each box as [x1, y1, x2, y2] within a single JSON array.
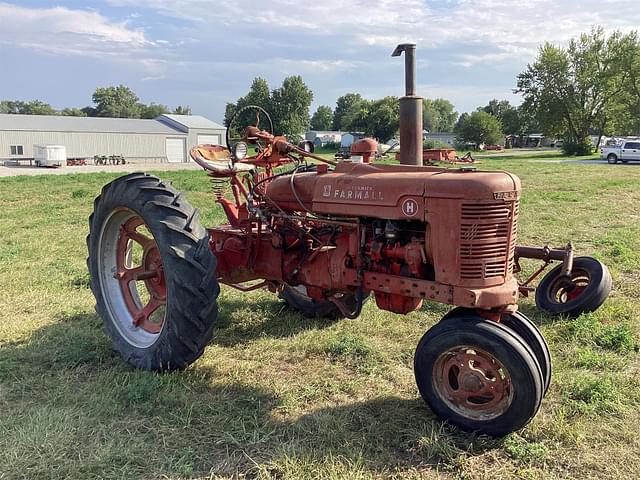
[[4, 1, 640, 119], [105, 0, 640, 61], [0, 2, 148, 56]]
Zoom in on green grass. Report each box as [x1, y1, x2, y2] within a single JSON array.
[[1, 157, 639, 479]]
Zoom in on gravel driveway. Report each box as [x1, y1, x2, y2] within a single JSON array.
[[0, 162, 202, 177]]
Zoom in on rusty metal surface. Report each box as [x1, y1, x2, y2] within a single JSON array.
[[393, 43, 423, 166], [196, 43, 529, 317], [433, 346, 514, 420]]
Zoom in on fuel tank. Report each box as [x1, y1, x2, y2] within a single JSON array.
[[265, 162, 521, 220]]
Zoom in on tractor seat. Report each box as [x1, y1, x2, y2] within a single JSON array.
[[189, 145, 254, 175]]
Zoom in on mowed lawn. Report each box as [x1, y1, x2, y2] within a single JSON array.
[[0, 155, 639, 479]]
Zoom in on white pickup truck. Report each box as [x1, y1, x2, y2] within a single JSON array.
[[601, 140, 640, 164]]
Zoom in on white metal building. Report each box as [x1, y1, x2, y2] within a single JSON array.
[[0, 113, 226, 164], [305, 130, 343, 147], [423, 131, 456, 146]]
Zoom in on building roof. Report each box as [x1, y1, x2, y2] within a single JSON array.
[[159, 114, 225, 131], [308, 130, 342, 135], [0, 113, 183, 135]]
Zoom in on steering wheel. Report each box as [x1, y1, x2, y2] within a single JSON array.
[[225, 105, 274, 153]]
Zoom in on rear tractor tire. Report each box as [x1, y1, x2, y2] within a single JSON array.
[[535, 256, 612, 318], [414, 314, 544, 436], [87, 172, 219, 371]]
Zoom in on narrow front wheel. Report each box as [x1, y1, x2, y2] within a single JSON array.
[[414, 315, 544, 436]]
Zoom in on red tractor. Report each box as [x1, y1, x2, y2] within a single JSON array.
[[87, 45, 611, 437]]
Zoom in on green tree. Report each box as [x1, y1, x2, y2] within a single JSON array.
[[22, 100, 56, 115], [332, 93, 363, 130], [455, 110, 503, 147], [140, 103, 170, 119], [479, 99, 521, 135], [516, 28, 631, 153], [269, 76, 313, 138], [0, 100, 56, 115], [423, 98, 458, 133], [612, 31, 640, 135], [60, 108, 87, 117], [173, 105, 192, 115], [92, 85, 141, 118], [340, 98, 371, 133], [310, 105, 333, 130], [364, 96, 399, 141], [225, 76, 313, 139], [224, 77, 272, 132]]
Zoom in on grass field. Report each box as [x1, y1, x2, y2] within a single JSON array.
[[1, 154, 639, 479]]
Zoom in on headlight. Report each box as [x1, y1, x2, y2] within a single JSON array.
[[232, 142, 248, 160], [298, 140, 315, 154]]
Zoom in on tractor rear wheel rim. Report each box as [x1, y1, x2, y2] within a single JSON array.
[[432, 346, 513, 421], [547, 268, 590, 304], [98, 209, 167, 348]]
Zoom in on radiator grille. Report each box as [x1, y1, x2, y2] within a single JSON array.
[[459, 201, 518, 280]]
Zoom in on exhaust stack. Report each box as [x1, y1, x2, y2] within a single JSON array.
[[392, 43, 423, 166]]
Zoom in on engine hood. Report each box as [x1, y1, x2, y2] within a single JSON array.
[[265, 162, 521, 220]]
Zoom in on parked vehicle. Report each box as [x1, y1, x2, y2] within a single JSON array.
[[601, 139, 640, 164], [34, 144, 66, 167]]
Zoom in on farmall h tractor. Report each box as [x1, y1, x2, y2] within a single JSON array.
[[87, 44, 611, 436]]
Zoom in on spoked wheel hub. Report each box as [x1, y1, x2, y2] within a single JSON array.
[[115, 216, 167, 334], [433, 346, 513, 421], [98, 209, 167, 347], [546, 270, 589, 304]]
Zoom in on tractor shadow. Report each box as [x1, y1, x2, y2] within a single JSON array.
[[0, 311, 502, 477], [212, 295, 340, 347]]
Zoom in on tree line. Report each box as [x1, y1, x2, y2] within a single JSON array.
[[0, 85, 191, 119], [227, 27, 640, 153], [517, 27, 640, 154], [225, 80, 463, 143], [224, 76, 541, 146]]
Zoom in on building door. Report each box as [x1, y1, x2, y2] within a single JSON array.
[[166, 138, 186, 163], [197, 134, 221, 145]]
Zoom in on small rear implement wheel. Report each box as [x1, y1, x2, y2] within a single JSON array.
[[414, 315, 543, 436], [535, 256, 612, 318], [87, 173, 219, 371]]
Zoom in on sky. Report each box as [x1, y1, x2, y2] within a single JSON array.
[[1, 1, 640, 124]]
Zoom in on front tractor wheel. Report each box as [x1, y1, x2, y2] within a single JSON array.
[[535, 256, 612, 318], [87, 173, 219, 371], [414, 315, 544, 436], [442, 307, 551, 394]]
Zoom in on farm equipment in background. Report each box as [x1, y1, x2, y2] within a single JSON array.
[[87, 44, 611, 437], [396, 148, 476, 165], [66, 158, 87, 166], [94, 154, 126, 165]]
